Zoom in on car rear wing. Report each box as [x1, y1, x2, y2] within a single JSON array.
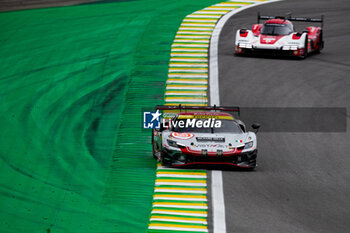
[[156, 104, 240, 117], [257, 12, 324, 27]]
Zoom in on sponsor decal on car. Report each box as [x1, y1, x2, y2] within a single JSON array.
[[196, 137, 225, 142], [170, 132, 194, 140], [192, 144, 230, 149]]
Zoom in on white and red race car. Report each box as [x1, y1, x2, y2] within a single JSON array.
[[235, 14, 324, 59]]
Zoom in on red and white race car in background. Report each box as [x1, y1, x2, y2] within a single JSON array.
[[235, 13, 324, 59]]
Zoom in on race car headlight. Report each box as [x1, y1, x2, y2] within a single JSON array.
[[167, 139, 178, 148], [167, 139, 185, 149], [244, 141, 253, 149]]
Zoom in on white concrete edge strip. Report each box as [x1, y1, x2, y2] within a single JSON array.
[[157, 174, 207, 178], [170, 63, 208, 67], [168, 75, 207, 78], [166, 86, 207, 90], [172, 49, 208, 52], [150, 218, 207, 224], [154, 197, 208, 201], [155, 182, 207, 186], [152, 204, 208, 209], [165, 92, 207, 96], [208, 1, 282, 233], [165, 99, 207, 103], [183, 19, 218, 23], [172, 44, 209, 48], [174, 39, 210, 42], [171, 53, 207, 56], [169, 69, 208, 72], [151, 212, 207, 218], [155, 189, 207, 194], [148, 226, 208, 232]]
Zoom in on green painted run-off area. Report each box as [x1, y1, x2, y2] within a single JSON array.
[[0, 0, 219, 232]]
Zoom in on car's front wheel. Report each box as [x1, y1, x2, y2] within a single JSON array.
[[299, 36, 309, 59], [152, 130, 158, 159]]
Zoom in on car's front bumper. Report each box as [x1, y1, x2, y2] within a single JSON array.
[[161, 147, 257, 169], [235, 46, 306, 57]]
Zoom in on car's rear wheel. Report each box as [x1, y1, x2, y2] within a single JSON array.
[[316, 30, 324, 53]]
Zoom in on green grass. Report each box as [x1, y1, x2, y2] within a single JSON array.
[[0, 0, 219, 232]]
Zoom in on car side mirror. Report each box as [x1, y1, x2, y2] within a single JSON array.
[[251, 123, 260, 133]]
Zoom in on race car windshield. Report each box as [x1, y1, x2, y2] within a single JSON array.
[[261, 24, 292, 35], [172, 119, 243, 134], [213, 120, 243, 133]]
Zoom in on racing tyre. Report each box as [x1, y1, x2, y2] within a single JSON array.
[[151, 130, 157, 159], [299, 36, 308, 59], [316, 31, 324, 53]]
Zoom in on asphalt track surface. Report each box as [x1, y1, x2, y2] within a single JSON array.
[[218, 0, 350, 232]]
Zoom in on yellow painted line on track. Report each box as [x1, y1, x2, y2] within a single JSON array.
[[183, 19, 218, 22], [174, 38, 210, 41], [165, 103, 208, 106], [179, 26, 214, 29], [156, 179, 206, 183], [170, 58, 208, 61], [167, 78, 207, 82], [175, 35, 211, 39], [150, 218, 207, 225], [172, 47, 209, 51], [177, 31, 213, 35], [167, 77, 207, 80], [152, 209, 207, 214], [157, 174, 207, 178], [157, 171, 207, 175], [165, 100, 207, 104], [166, 85, 207, 90], [171, 49, 208, 52], [218, 1, 253, 5], [196, 10, 228, 14], [169, 70, 208, 74], [155, 187, 207, 191], [168, 72, 207, 75], [187, 14, 222, 18], [165, 97, 208, 101], [172, 43, 209, 46], [169, 67, 208, 71], [154, 190, 207, 194], [149, 223, 208, 229], [181, 23, 216, 26], [151, 216, 207, 221], [169, 62, 208, 67], [165, 92, 207, 96], [154, 194, 207, 199], [171, 52, 208, 56], [172, 44, 209, 48], [152, 202, 208, 207], [214, 4, 247, 7]]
